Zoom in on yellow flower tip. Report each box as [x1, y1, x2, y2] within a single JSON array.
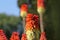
[[26, 30, 35, 40], [20, 11, 27, 18], [37, 7, 45, 14]]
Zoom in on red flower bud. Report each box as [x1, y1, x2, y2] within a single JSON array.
[[20, 4, 28, 17]]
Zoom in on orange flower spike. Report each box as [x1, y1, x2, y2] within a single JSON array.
[[20, 4, 28, 18], [21, 34, 27, 40], [37, 0, 45, 14], [40, 32, 47, 40], [25, 14, 34, 31], [10, 32, 20, 40], [0, 29, 8, 40], [25, 14, 40, 40]]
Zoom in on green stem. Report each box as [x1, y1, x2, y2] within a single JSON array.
[[23, 18, 25, 33]]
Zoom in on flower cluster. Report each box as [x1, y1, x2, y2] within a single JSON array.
[[10, 32, 20, 40], [25, 14, 40, 40], [0, 29, 7, 40]]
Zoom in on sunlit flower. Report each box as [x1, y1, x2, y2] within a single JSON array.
[[25, 14, 40, 40]]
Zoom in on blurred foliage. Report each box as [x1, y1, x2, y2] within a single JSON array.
[[0, 13, 23, 37]]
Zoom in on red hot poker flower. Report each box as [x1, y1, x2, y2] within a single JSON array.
[[25, 14, 40, 40], [37, 0, 45, 14], [0, 29, 8, 40], [10, 32, 20, 40], [25, 14, 39, 31], [21, 34, 27, 40], [40, 32, 47, 40], [20, 4, 28, 18]]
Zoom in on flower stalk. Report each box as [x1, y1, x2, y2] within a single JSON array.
[[20, 4, 28, 33]]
